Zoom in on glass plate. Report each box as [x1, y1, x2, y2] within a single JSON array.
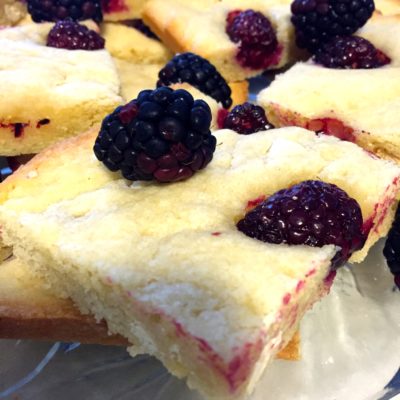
[[0, 240, 399, 400]]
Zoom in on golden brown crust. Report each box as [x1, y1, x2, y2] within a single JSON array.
[[229, 81, 249, 108], [0, 316, 128, 345], [0, 257, 127, 345], [277, 331, 300, 360]]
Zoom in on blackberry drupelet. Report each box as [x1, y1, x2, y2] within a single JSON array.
[[237, 180, 365, 268], [125, 19, 159, 40], [47, 20, 105, 50], [222, 102, 274, 134], [314, 36, 391, 69], [383, 203, 400, 289], [94, 87, 217, 183], [226, 9, 279, 70], [27, 0, 103, 23], [157, 53, 232, 109], [291, 0, 375, 52]]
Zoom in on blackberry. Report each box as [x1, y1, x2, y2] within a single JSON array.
[[314, 36, 391, 69], [94, 87, 217, 183], [222, 102, 274, 135], [291, 0, 375, 52], [237, 180, 365, 268], [157, 53, 232, 109], [383, 203, 400, 289], [125, 19, 159, 40], [226, 9, 279, 70], [47, 20, 105, 50], [27, 0, 102, 23]]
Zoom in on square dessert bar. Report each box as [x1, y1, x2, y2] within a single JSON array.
[[1, 126, 399, 399], [258, 14, 400, 161], [143, 0, 302, 82], [0, 23, 122, 156]]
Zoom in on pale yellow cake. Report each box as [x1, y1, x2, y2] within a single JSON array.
[[143, 0, 302, 82], [375, 0, 400, 15], [103, 0, 222, 21], [258, 14, 400, 161], [0, 23, 122, 156], [1, 126, 400, 399], [101, 21, 172, 64]]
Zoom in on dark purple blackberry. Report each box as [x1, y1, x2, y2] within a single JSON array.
[[314, 36, 391, 69], [47, 20, 105, 50], [291, 0, 375, 52], [124, 19, 159, 40], [222, 102, 274, 134], [27, 0, 102, 23], [237, 180, 365, 268], [383, 203, 400, 289], [93, 87, 217, 183], [157, 53, 232, 109], [226, 9, 279, 70]]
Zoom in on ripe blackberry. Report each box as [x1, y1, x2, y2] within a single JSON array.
[[157, 53, 232, 109], [94, 87, 217, 183], [222, 102, 274, 135], [125, 19, 159, 40], [226, 9, 279, 70], [291, 0, 375, 52], [314, 36, 391, 69], [383, 204, 400, 289], [27, 0, 103, 23], [47, 20, 105, 50], [237, 180, 365, 268]]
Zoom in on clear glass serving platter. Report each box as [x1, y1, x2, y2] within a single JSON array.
[[0, 240, 399, 400]]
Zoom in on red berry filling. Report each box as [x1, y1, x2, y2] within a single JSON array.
[[307, 118, 356, 142], [0, 122, 28, 138], [226, 9, 281, 70], [101, 0, 128, 13]]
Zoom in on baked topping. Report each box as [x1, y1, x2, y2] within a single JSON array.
[[221, 102, 274, 134], [291, 0, 375, 52], [27, 0, 103, 23], [226, 9, 279, 69], [383, 204, 400, 289], [237, 180, 365, 268], [47, 20, 105, 50], [94, 87, 217, 183], [314, 36, 391, 69], [157, 53, 232, 109]]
